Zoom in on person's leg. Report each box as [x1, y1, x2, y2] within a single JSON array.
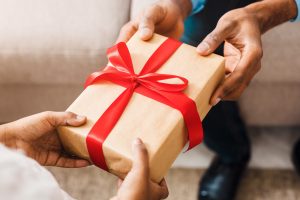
[[181, 0, 255, 199], [203, 102, 250, 163]]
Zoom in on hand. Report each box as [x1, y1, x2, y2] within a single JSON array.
[[196, 8, 263, 105], [0, 111, 90, 168], [117, 0, 192, 42], [111, 138, 169, 200]]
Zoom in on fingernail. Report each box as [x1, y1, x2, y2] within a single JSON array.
[[213, 98, 221, 106], [197, 42, 209, 53], [139, 28, 151, 38], [76, 115, 86, 121], [132, 138, 142, 152], [134, 138, 142, 145]]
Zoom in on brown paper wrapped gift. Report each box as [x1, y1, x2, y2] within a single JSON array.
[[58, 33, 225, 182]]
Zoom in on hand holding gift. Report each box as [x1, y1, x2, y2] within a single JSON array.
[[0, 111, 90, 168], [111, 138, 169, 200], [0, 113, 168, 200]]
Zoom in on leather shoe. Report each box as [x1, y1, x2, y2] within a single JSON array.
[[198, 156, 249, 200]]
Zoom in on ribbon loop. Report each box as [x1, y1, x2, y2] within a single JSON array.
[[107, 42, 135, 74]]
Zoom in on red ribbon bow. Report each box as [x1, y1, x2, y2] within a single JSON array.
[[85, 38, 204, 171]]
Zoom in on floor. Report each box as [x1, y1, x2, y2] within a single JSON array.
[[47, 127, 300, 200], [48, 167, 300, 200]]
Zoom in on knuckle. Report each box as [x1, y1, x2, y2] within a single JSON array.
[[150, 4, 164, 15], [40, 111, 55, 127], [64, 111, 76, 119], [219, 17, 236, 30], [42, 111, 53, 119], [144, 4, 162, 19], [235, 72, 245, 85], [252, 46, 263, 59], [221, 85, 232, 96], [207, 32, 220, 44]]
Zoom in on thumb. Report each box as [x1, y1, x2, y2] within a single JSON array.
[[196, 19, 232, 55], [131, 138, 149, 177], [42, 111, 87, 128], [138, 4, 166, 40]]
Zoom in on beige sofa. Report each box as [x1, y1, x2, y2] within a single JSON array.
[[0, 0, 299, 127]]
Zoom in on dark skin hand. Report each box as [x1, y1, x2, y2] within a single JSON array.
[[0, 111, 90, 168], [118, 0, 298, 105], [111, 138, 169, 200], [196, 0, 298, 105], [196, 7, 264, 105]]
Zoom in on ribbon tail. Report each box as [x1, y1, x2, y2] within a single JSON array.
[[135, 87, 204, 151], [86, 86, 135, 170], [157, 92, 203, 150]]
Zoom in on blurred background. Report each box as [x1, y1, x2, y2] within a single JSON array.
[[0, 0, 300, 199]]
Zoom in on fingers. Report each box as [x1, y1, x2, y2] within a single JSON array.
[[137, 4, 166, 41], [150, 178, 169, 200], [210, 46, 262, 104], [55, 157, 90, 168], [117, 4, 166, 42], [41, 151, 91, 168], [41, 111, 87, 128], [197, 18, 234, 55], [116, 21, 138, 43], [131, 138, 149, 177], [158, 179, 169, 199]]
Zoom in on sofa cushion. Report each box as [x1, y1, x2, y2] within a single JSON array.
[[255, 23, 300, 84], [0, 0, 131, 85]]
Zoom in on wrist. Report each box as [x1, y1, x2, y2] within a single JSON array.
[[244, 0, 298, 33]]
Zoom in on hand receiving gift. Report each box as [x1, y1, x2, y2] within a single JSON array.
[[0, 111, 90, 168], [0, 113, 168, 200]]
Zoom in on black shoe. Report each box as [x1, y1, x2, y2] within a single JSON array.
[[198, 156, 249, 200], [292, 139, 300, 175]]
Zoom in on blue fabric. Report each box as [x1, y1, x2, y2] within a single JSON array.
[[182, 0, 235, 48], [190, 0, 206, 15], [292, 0, 300, 21]]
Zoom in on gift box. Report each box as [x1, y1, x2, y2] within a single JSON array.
[[58, 33, 225, 182]]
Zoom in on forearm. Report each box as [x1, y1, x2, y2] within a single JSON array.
[[245, 0, 297, 33]]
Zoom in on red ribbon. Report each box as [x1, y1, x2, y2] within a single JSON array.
[[85, 38, 204, 171]]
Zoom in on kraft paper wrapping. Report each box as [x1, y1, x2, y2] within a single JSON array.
[[58, 33, 225, 182]]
